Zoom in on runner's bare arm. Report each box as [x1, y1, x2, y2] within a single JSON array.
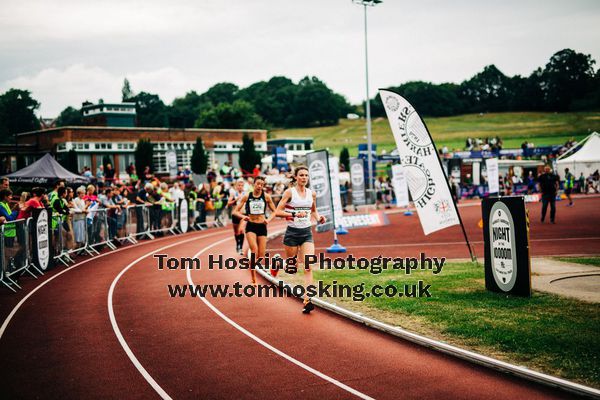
[[274, 189, 294, 218], [265, 193, 277, 223], [232, 194, 249, 221]]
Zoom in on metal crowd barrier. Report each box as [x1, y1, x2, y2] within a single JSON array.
[[0, 201, 230, 293], [0, 218, 43, 292]]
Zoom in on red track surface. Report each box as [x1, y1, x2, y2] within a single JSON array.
[[0, 219, 590, 399], [268, 196, 600, 259]]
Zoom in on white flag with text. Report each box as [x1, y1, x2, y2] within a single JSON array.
[[379, 89, 460, 235]]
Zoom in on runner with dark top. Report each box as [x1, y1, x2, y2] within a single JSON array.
[[275, 166, 326, 314], [537, 166, 559, 223], [232, 176, 277, 285]]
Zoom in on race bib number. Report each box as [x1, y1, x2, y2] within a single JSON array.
[[294, 208, 311, 224], [248, 199, 265, 215]]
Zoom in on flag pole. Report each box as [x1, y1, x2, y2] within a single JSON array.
[[324, 150, 346, 253]]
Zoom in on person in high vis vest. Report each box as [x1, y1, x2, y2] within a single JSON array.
[[159, 182, 175, 230], [564, 168, 575, 206], [0, 189, 18, 248]]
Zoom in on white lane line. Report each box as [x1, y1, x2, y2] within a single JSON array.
[[108, 230, 226, 400], [0, 230, 209, 341], [187, 238, 376, 400]]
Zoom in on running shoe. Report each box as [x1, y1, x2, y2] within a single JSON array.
[[302, 300, 315, 314]]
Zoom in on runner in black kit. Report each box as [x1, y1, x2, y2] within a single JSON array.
[[232, 176, 277, 285], [274, 166, 326, 314]]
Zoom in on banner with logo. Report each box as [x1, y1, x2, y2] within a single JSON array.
[[328, 157, 344, 228], [482, 196, 531, 296], [486, 158, 499, 194], [32, 208, 52, 271], [350, 158, 366, 206], [178, 199, 189, 233], [391, 164, 409, 208], [379, 89, 460, 235], [166, 150, 178, 178], [307, 150, 334, 232]]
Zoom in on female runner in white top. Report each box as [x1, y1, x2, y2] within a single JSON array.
[[275, 166, 326, 313]]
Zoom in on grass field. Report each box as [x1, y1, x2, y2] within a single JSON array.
[[271, 111, 600, 156], [279, 261, 600, 388], [555, 256, 600, 267]]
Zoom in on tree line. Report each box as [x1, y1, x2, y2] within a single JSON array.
[[0, 48, 598, 145], [369, 49, 600, 117]]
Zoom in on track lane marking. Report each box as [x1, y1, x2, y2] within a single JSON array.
[[186, 237, 375, 400], [0, 230, 211, 341], [108, 230, 226, 400]]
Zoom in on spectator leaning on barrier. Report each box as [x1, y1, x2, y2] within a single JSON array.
[[17, 187, 45, 220], [71, 186, 88, 248], [0, 189, 18, 247]]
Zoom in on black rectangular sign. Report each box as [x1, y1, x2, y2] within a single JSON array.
[[482, 196, 531, 297]]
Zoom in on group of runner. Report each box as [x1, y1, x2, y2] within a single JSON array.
[[229, 166, 326, 314]]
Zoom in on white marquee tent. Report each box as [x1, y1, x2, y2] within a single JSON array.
[[556, 132, 600, 178]]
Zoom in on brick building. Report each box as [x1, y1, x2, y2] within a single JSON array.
[[15, 126, 267, 176]]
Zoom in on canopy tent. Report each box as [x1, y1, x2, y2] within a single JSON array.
[[4, 153, 89, 185], [556, 132, 600, 179]]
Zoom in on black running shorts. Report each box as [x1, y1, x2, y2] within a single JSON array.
[[283, 226, 313, 247]]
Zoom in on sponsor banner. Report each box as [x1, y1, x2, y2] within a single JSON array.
[[350, 158, 366, 206], [379, 89, 460, 235], [486, 158, 499, 194], [482, 196, 531, 297], [166, 150, 178, 178], [340, 211, 390, 229], [307, 150, 334, 232], [391, 164, 409, 208], [33, 208, 52, 271], [328, 156, 344, 228], [179, 199, 189, 233]]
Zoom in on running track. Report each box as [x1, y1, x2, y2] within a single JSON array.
[[0, 224, 586, 399]]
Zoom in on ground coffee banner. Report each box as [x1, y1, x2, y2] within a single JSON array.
[[379, 89, 460, 235], [482, 196, 531, 297]]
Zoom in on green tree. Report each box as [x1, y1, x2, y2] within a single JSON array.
[[56, 106, 82, 126], [239, 134, 262, 174], [122, 78, 134, 101], [239, 76, 298, 127], [200, 82, 239, 106], [541, 49, 597, 111], [288, 76, 348, 127], [134, 138, 154, 175], [195, 100, 265, 129], [459, 65, 513, 113], [190, 136, 209, 174], [340, 147, 350, 172], [129, 92, 168, 127], [169, 91, 211, 128], [0, 89, 40, 144]]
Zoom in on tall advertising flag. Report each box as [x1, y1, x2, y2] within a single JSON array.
[[391, 164, 409, 208], [328, 156, 345, 229], [350, 158, 366, 206], [486, 158, 499, 194], [379, 89, 460, 235], [307, 150, 334, 233]]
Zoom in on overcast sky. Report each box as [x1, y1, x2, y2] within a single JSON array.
[[1, 0, 599, 117]]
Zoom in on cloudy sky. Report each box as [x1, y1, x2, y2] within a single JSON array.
[[1, 0, 599, 117]]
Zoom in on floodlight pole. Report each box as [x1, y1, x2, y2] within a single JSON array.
[[353, 0, 381, 201]]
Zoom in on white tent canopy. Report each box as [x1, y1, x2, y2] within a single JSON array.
[[556, 132, 600, 178]]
